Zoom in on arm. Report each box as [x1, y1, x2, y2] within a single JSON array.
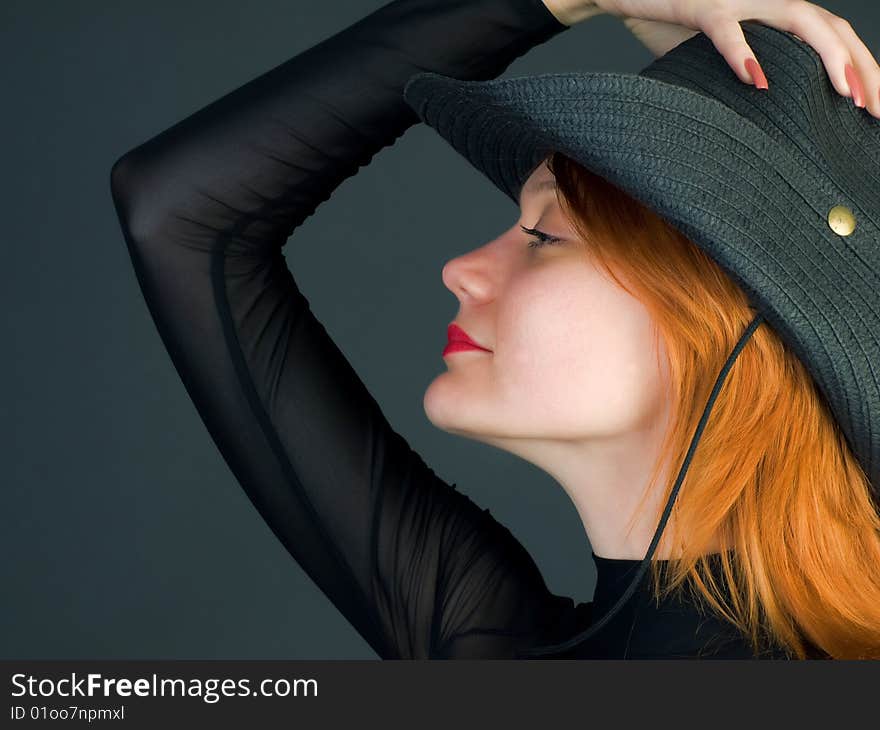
[[109, 0, 576, 659]]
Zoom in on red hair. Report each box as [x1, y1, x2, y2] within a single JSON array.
[[546, 150, 880, 659]]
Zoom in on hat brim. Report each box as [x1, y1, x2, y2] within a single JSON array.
[[403, 69, 880, 490]]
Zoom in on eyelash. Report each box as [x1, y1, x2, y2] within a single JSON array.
[[520, 224, 562, 249]]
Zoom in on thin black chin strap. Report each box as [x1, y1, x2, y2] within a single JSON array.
[[515, 312, 765, 659]]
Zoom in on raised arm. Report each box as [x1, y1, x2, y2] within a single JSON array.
[[109, 0, 577, 659]]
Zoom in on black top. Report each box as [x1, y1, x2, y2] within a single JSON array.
[[109, 0, 790, 659]]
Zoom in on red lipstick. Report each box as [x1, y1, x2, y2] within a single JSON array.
[[444, 323, 492, 357]]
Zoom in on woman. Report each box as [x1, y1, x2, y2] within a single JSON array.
[[109, 0, 880, 659]]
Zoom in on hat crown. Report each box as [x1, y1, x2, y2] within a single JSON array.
[[640, 21, 880, 227]]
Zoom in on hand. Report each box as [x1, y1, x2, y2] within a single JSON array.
[[540, 1, 604, 27], [593, 0, 880, 119], [620, 16, 700, 58]]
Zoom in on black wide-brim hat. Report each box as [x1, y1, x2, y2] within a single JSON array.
[[403, 21, 880, 500]]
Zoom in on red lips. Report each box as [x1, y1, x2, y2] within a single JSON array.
[[444, 323, 492, 357]]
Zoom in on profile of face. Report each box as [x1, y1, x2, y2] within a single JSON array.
[[423, 159, 672, 483]]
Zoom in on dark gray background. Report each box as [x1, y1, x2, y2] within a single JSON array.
[[2, 0, 876, 659]]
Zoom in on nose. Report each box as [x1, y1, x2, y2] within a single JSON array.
[[442, 236, 505, 301], [443, 251, 485, 302]]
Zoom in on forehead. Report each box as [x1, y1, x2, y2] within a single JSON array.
[[518, 163, 557, 207]]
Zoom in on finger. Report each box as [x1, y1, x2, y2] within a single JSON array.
[[696, 3, 865, 104], [693, 11, 769, 87], [812, 7, 880, 118], [772, 3, 865, 102]]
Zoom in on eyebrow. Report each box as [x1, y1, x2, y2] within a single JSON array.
[[518, 179, 557, 207]]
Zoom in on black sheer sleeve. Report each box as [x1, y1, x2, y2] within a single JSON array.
[[109, 0, 578, 659]]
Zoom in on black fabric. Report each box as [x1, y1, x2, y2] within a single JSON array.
[[109, 0, 790, 660]]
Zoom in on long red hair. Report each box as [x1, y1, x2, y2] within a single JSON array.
[[545, 150, 880, 659]]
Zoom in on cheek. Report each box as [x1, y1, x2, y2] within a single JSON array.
[[500, 269, 600, 377], [499, 272, 665, 428], [496, 276, 594, 412]]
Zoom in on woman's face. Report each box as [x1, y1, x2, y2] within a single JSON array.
[[423, 159, 671, 473]]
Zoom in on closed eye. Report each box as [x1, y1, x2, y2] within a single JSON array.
[[520, 224, 563, 249]]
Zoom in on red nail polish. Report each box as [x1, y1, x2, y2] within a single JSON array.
[[844, 64, 865, 107], [745, 58, 768, 89]]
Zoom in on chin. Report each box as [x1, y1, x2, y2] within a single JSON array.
[[422, 387, 480, 440]]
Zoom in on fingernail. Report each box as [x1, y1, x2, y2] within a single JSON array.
[[844, 63, 865, 107], [745, 57, 768, 89]]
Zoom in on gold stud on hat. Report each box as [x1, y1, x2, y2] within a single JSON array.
[[827, 204, 857, 236]]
